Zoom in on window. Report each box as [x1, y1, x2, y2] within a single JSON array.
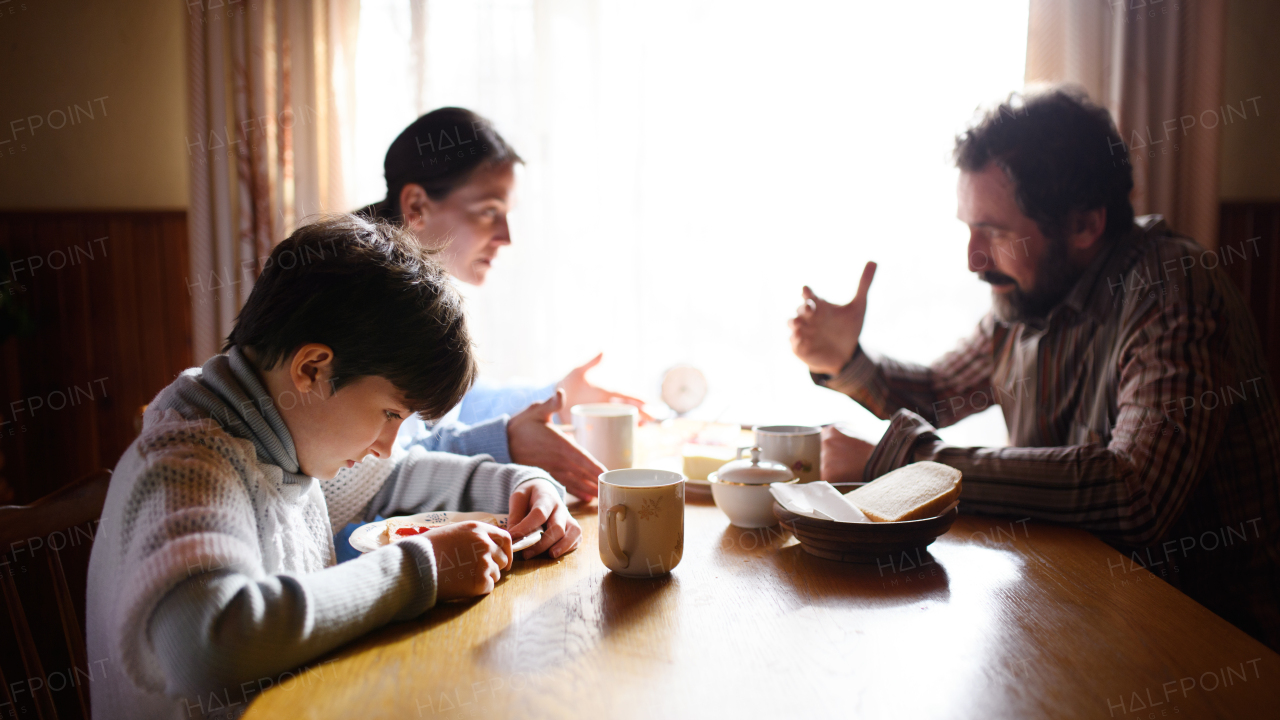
[[352, 0, 1029, 447]]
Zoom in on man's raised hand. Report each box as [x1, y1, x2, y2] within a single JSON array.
[[788, 261, 877, 376]]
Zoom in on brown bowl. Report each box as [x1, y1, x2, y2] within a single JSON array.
[[773, 502, 958, 563]]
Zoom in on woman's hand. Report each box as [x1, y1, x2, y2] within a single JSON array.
[[425, 521, 512, 601], [507, 478, 582, 560], [558, 353, 654, 422], [508, 390, 605, 499]]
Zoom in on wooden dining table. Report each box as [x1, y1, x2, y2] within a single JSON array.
[[242, 479, 1280, 719]]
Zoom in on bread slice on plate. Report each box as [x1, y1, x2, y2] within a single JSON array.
[[382, 514, 501, 543], [383, 516, 432, 543], [845, 461, 961, 522]]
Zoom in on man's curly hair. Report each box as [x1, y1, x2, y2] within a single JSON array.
[[954, 87, 1135, 243]]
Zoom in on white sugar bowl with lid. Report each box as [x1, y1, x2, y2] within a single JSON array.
[[709, 446, 798, 528]]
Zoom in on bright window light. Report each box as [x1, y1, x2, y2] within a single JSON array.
[[352, 0, 1029, 447]]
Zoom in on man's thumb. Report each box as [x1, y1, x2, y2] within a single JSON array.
[[849, 261, 877, 306]]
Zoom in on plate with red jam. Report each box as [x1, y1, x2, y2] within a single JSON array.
[[348, 512, 543, 554]]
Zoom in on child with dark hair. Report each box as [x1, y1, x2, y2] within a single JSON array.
[[86, 215, 580, 719]]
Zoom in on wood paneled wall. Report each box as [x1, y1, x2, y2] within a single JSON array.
[[1220, 201, 1280, 389], [0, 211, 192, 504]]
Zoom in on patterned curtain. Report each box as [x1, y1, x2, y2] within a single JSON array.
[[186, 0, 361, 363], [1025, 0, 1227, 250]]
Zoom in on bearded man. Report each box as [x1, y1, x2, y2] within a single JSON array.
[[789, 88, 1280, 649]]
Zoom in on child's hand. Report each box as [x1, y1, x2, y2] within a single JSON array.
[[508, 479, 582, 560], [425, 521, 511, 601]]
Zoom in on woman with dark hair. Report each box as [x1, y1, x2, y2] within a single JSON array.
[[340, 108, 645, 528], [362, 106, 524, 287]]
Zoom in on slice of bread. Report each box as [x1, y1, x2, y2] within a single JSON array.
[[383, 517, 431, 544], [844, 461, 961, 522]]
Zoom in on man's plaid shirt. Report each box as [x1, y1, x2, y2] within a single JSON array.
[[816, 216, 1280, 648]]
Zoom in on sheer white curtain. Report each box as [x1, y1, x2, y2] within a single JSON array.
[[351, 0, 1028, 447]]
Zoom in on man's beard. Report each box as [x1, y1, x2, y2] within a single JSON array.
[[983, 237, 1082, 324]]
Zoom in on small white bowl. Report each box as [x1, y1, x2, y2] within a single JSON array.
[[709, 472, 798, 528]]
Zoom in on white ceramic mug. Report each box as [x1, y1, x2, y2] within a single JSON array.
[[571, 403, 638, 470], [598, 469, 685, 577], [753, 425, 822, 484]]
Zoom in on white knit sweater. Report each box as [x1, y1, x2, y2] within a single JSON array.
[[86, 349, 556, 719]]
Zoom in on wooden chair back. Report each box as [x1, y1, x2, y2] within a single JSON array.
[[0, 470, 111, 720]]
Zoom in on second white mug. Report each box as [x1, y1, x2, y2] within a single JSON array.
[[753, 424, 822, 484], [571, 403, 638, 470]]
